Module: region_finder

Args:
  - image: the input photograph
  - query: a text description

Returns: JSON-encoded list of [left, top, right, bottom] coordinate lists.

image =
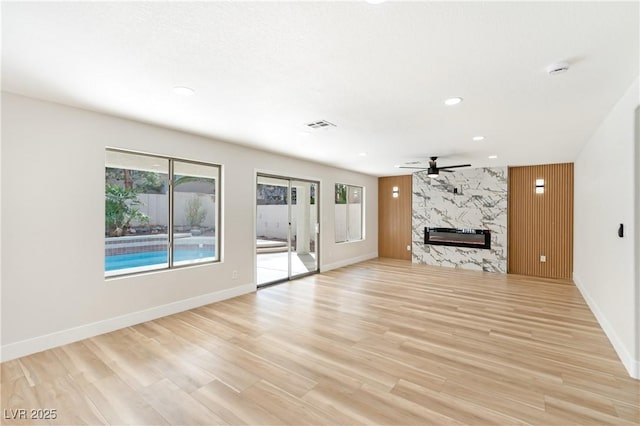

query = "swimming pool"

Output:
[[105, 249, 215, 271]]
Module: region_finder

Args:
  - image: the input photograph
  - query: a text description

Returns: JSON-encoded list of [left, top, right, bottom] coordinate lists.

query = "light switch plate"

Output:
[[540, 255, 546, 262]]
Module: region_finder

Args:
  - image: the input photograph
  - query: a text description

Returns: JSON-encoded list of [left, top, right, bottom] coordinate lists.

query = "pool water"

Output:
[[105, 249, 215, 271]]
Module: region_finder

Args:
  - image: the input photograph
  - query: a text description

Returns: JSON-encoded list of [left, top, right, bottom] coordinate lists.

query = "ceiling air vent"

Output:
[[305, 120, 336, 130]]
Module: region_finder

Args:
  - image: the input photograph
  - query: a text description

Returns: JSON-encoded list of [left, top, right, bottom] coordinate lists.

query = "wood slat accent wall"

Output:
[[508, 163, 574, 278], [378, 175, 412, 260]]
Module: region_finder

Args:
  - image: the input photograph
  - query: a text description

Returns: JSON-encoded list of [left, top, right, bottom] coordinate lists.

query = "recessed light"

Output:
[[358, 152, 368, 157], [444, 97, 463, 106], [173, 86, 194, 96], [473, 136, 485, 141], [488, 155, 498, 159], [546, 61, 570, 75]]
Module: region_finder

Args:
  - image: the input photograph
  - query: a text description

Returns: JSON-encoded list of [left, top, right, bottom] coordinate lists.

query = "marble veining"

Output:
[[412, 167, 507, 273]]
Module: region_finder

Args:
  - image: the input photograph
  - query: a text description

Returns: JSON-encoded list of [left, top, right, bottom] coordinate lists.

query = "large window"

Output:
[[105, 149, 220, 277], [335, 183, 364, 243]]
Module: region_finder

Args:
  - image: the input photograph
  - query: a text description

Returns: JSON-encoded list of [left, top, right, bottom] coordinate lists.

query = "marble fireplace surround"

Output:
[[412, 167, 508, 273]]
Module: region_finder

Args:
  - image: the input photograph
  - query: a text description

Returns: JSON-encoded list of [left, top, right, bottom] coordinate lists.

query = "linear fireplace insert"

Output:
[[424, 227, 491, 249]]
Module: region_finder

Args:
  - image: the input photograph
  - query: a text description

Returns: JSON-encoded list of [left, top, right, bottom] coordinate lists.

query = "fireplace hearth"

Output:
[[424, 227, 491, 249]]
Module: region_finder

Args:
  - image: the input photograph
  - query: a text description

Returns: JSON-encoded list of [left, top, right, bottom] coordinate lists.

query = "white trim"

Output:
[[574, 273, 639, 379], [634, 105, 640, 381], [0, 283, 255, 362], [321, 252, 378, 272]]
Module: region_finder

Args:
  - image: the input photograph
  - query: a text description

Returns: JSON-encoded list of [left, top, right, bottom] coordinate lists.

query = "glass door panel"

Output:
[[290, 180, 318, 278], [256, 175, 290, 286]]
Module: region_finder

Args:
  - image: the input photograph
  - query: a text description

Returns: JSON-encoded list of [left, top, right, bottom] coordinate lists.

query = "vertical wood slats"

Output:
[[508, 163, 574, 278], [378, 175, 412, 260]]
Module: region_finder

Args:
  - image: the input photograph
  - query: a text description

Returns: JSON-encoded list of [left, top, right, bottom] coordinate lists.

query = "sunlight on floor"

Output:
[[257, 251, 317, 285]]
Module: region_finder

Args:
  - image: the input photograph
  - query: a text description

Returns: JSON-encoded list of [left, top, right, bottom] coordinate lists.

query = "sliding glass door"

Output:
[[256, 175, 319, 286]]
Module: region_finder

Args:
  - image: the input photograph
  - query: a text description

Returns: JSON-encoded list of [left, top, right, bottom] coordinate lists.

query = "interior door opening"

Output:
[[256, 174, 319, 287]]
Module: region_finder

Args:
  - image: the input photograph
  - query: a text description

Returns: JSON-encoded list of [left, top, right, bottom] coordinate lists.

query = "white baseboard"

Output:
[[321, 252, 378, 272], [0, 283, 255, 363], [573, 273, 639, 379]]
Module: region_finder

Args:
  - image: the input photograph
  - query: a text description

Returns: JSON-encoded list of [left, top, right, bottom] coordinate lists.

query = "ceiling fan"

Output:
[[398, 156, 471, 177]]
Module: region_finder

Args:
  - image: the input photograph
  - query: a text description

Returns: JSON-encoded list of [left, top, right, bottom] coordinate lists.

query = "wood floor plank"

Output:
[[1, 258, 638, 425], [81, 373, 169, 425], [1, 377, 43, 425], [51, 342, 112, 386], [240, 379, 348, 425], [349, 382, 465, 425], [15, 350, 68, 387], [543, 394, 638, 425], [139, 378, 225, 425], [191, 379, 285, 426], [230, 333, 365, 392], [30, 375, 108, 425], [390, 378, 519, 425], [1, 360, 25, 384], [185, 350, 261, 394], [613, 402, 640, 423]]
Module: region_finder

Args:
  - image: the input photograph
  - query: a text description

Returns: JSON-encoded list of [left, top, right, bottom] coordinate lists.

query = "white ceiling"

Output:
[[2, 1, 638, 176]]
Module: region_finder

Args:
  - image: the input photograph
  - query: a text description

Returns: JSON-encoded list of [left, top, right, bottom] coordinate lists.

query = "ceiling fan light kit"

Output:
[[399, 156, 471, 178]]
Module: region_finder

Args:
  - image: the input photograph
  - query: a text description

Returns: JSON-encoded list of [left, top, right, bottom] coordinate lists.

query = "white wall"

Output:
[[574, 77, 639, 378], [0, 93, 378, 360]]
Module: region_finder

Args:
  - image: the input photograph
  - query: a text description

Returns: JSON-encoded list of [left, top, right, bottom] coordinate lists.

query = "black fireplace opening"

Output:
[[424, 227, 491, 249]]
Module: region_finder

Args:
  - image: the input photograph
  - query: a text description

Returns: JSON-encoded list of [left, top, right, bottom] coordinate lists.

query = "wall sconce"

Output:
[[535, 178, 545, 194], [392, 186, 399, 198]]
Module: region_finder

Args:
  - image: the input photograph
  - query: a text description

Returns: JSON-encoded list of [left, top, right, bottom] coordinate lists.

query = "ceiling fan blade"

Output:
[[440, 169, 454, 172], [397, 166, 429, 169], [439, 163, 471, 170]]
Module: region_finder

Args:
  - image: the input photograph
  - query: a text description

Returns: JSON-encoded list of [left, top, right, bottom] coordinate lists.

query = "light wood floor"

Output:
[[2, 258, 638, 425]]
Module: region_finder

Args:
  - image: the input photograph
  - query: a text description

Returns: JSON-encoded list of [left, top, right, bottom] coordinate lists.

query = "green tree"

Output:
[[105, 168, 166, 194], [185, 195, 206, 228], [105, 184, 149, 236], [335, 184, 347, 204]]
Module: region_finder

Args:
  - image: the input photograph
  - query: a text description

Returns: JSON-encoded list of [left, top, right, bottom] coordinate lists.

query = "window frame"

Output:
[[334, 182, 365, 243], [105, 148, 221, 278]]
